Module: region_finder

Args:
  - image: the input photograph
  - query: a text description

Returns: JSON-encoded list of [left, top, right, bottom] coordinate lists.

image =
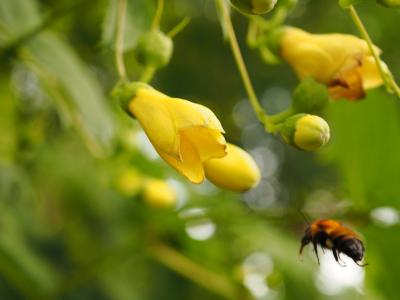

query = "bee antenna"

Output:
[[298, 209, 311, 226]]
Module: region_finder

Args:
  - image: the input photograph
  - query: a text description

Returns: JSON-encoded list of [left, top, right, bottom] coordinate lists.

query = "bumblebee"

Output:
[[299, 219, 366, 266]]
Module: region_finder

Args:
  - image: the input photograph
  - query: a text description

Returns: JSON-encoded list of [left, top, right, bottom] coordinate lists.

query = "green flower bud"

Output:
[[112, 81, 152, 116], [292, 77, 329, 114], [230, 0, 277, 15], [377, 0, 400, 7], [135, 30, 173, 68], [280, 114, 330, 151]]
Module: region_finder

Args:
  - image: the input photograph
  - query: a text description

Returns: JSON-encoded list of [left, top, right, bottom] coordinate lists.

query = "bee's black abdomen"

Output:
[[335, 237, 365, 262]]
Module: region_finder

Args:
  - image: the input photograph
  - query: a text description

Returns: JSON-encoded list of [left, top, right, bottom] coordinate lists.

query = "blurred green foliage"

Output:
[[0, 0, 400, 299]]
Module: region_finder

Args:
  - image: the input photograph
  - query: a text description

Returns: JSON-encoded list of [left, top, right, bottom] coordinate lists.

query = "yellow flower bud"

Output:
[[143, 179, 177, 209], [115, 168, 143, 197], [280, 27, 385, 100], [128, 86, 227, 184], [281, 114, 330, 151], [230, 0, 277, 15], [204, 143, 260, 192]]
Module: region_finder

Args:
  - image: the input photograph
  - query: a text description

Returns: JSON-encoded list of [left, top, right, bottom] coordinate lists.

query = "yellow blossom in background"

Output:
[[204, 143, 260, 192], [143, 179, 177, 209], [115, 168, 144, 197], [128, 86, 227, 184], [280, 27, 385, 100]]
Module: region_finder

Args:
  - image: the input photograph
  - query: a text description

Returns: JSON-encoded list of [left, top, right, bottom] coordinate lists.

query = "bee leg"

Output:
[[332, 248, 339, 263], [337, 252, 347, 267], [332, 248, 346, 267], [355, 261, 369, 267], [313, 242, 320, 265]]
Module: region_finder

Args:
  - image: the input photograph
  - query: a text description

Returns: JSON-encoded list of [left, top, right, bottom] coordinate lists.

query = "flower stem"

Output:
[[167, 17, 191, 38], [139, 65, 156, 83], [148, 242, 241, 300], [347, 5, 400, 98], [115, 0, 128, 82], [215, 0, 274, 131], [151, 0, 164, 30]]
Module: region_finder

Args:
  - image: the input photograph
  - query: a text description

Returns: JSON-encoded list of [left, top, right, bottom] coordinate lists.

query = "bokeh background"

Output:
[[1, 0, 400, 299]]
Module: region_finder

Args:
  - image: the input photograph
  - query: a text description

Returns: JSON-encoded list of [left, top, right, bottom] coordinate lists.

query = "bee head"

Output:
[[299, 227, 312, 255]]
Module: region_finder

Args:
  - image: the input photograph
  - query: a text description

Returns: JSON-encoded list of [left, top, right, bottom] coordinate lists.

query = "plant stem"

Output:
[[148, 242, 240, 300], [268, 107, 294, 124], [151, 0, 164, 30], [115, 0, 128, 82], [167, 17, 191, 38], [347, 5, 400, 98], [139, 65, 156, 83], [215, 0, 274, 131]]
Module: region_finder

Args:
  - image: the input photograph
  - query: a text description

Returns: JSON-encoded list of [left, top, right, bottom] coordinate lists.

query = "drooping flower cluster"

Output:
[[119, 84, 260, 192]]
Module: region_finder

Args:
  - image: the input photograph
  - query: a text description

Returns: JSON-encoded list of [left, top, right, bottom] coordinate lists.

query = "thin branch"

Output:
[[215, 0, 274, 131], [151, 0, 164, 30], [167, 17, 191, 38], [148, 242, 241, 300], [115, 0, 128, 82]]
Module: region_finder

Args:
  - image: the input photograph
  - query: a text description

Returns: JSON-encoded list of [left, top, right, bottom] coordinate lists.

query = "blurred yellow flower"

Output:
[[204, 143, 260, 192], [143, 179, 177, 209], [128, 86, 227, 184], [115, 168, 143, 197], [281, 27, 385, 100]]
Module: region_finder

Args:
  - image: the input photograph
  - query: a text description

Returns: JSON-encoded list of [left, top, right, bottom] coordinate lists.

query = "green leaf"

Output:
[[24, 33, 115, 154], [101, 0, 155, 51], [0, 0, 41, 45], [322, 90, 400, 209]]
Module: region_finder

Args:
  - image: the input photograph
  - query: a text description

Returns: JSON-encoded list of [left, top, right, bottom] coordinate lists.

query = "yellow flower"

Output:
[[128, 86, 227, 184], [143, 179, 177, 208], [204, 143, 260, 192], [281, 27, 384, 100]]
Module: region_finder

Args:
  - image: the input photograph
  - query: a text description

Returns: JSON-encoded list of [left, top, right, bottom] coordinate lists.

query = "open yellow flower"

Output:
[[204, 143, 260, 192], [128, 86, 227, 184], [280, 27, 385, 100]]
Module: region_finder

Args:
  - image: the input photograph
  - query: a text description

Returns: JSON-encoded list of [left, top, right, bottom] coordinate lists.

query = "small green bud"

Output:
[[377, 0, 400, 7], [280, 114, 330, 151], [230, 0, 277, 15], [292, 77, 329, 114], [112, 81, 152, 116], [135, 30, 173, 68]]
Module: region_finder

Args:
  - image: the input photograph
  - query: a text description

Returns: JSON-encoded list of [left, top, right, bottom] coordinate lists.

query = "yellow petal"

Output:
[[204, 143, 260, 192], [164, 97, 225, 132], [283, 42, 336, 83], [328, 69, 365, 100], [156, 132, 204, 184], [129, 88, 180, 157], [358, 56, 385, 90], [183, 127, 227, 161]]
